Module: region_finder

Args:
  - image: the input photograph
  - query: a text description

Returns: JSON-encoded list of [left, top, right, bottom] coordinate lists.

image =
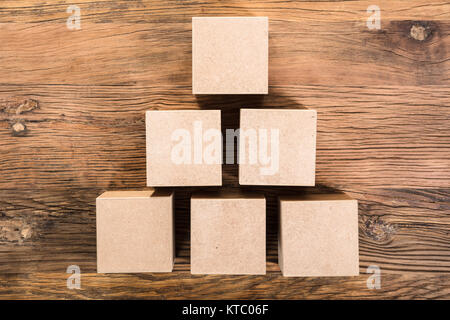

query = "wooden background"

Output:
[[0, 0, 449, 299]]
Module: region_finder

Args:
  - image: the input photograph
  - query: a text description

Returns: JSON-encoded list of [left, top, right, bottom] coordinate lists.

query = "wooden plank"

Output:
[[0, 272, 449, 299], [0, 188, 448, 275], [0, 85, 448, 189], [0, 2, 449, 86], [1, 1, 449, 23]]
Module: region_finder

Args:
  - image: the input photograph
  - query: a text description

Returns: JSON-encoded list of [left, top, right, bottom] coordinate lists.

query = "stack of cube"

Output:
[[96, 17, 359, 277]]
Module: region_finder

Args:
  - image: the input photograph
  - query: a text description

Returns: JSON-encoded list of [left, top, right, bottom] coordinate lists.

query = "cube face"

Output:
[[146, 110, 222, 186], [96, 190, 174, 273], [192, 17, 268, 94], [191, 193, 266, 275], [239, 109, 317, 186], [279, 193, 359, 277]]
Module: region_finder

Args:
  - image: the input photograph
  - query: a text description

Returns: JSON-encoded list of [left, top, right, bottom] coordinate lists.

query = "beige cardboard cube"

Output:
[[239, 109, 317, 186], [192, 17, 268, 94], [96, 190, 174, 273], [146, 110, 222, 186], [191, 192, 266, 275], [278, 193, 359, 277]]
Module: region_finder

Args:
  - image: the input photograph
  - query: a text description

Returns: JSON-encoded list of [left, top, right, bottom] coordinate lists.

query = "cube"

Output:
[[239, 109, 317, 186], [191, 192, 266, 275], [278, 193, 359, 277], [192, 17, 268, 94], [96, 190, 174, 273], [146, 110, 222, 186]]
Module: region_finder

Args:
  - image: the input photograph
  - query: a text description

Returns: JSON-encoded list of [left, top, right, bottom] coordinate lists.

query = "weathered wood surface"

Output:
[[0, 0, 449, 299], [1, 273, 449, 299], [1, 85, 449, 189]]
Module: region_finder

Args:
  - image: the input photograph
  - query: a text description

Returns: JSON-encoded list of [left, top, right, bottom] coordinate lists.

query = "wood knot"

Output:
[[0, 219, 33, 244], [15, 99, 39, 115], [362, 215, 396, 242], [11, 121, 27, 136], [0, 98, 39, 115], [410, 23, 431, 41]]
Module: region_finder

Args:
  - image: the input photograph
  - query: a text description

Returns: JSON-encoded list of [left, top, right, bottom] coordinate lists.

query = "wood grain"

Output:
[[0, 85, 448, 189], [0, 187, 449, 275], [1, 1, 449, 86], [0, 0, 449, 299], [1, 272, 449, 299]]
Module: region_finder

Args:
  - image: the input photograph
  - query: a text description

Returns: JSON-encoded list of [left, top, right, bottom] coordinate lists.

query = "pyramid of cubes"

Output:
[[96, 17, 359, 277]]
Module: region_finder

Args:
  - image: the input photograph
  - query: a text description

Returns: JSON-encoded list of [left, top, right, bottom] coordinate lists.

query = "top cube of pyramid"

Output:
[[192, 17, 269, 95]]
